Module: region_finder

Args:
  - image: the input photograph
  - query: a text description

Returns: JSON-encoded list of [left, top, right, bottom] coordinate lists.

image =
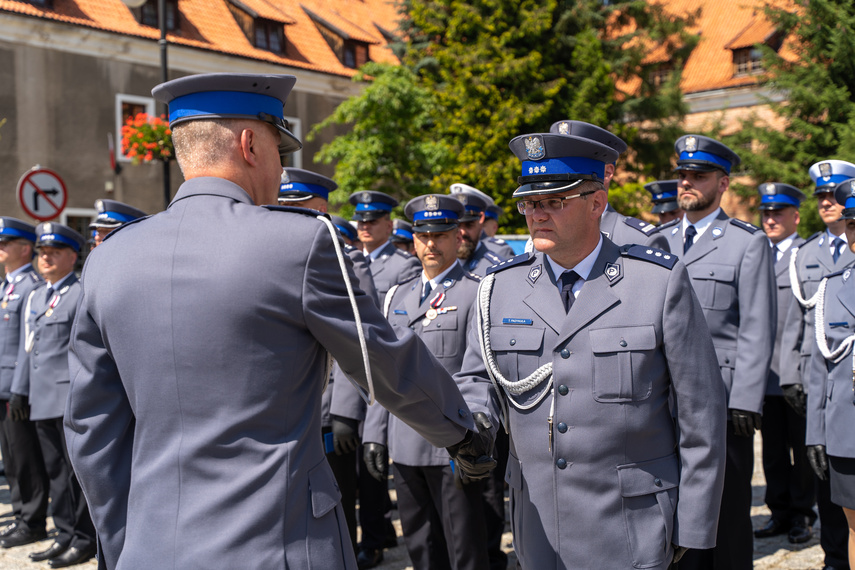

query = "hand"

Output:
[[363, 442, 388, 482], [781, 384, 807, 417], [672, 544, 688, 564], [8, 394, 28, 422], [446, 412, 496, 481], [330, 415, 360, 456], [807, 444, 829, 481], [730, 409, 761, 437]]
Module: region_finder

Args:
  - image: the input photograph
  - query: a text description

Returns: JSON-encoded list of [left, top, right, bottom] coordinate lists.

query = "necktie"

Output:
[[684, 225, 697, 254], [832, 237, 845, 264], [560, 271, 581, 312], [420, 281, 433, 304], [45, 286, 53, 304]]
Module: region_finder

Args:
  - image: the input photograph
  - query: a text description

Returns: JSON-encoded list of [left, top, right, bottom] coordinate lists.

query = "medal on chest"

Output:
[[44, 285, 69, 318]]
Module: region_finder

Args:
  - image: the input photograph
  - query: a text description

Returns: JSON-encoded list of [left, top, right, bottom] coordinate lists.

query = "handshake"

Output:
[[364, 412, 497, 483]]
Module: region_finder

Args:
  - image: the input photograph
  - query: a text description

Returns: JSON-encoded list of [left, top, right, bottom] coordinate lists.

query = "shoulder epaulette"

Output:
[[263, 205, 328, 219], [623, 216, 659, 235], [651, 218, 680, 234], [393, 248, 413, 259], [397, 272, 420, 287], [465, 272, 482, 282], [486, 252, 535, 275], [797, 232, 822, 248], [729, 218, 761, 234], [101, 215, 152, 243], [620, 244, 678, 270], [484, 250, 504, 264], [28, 271, 40, 283], [489, 237, 508, 245]]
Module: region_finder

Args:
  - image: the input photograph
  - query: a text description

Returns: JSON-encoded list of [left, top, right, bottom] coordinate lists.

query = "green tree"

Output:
[[723, 0, 855, 237], [308, 62, 451, 216]]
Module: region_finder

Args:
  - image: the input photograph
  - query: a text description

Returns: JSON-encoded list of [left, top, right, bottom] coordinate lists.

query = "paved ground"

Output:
[[0, 432, 832, 568]]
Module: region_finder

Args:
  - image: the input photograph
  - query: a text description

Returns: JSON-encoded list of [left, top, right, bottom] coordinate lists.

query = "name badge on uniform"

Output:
[[829, 322, 850, 328], [393, 310, 407, 315], [502, 318, 533, 325]]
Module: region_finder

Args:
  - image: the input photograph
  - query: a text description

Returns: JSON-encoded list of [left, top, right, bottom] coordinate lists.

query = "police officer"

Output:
[[661, 134, 776, 570], [65, 73, 495, 570], [89, 199, 147, 248], [455, 131, 726, 569], [364, 194, 490, 570], [482, 204, 516, 257], [350, 191, 422, 299], [752, 183, 816, 544], [11, 223, 96, 567], [448, 184, 507, 276], [332, 215, 359, 246], [391, 219, 415, 255], [644, 179, 684, 225], [806, 179, 855, 568], [550, 120, 671, 250], [781, 160, 855, 570], [0, 219, 49, 551], [279, 167, 378, 555], [349, 189, 422, 567]]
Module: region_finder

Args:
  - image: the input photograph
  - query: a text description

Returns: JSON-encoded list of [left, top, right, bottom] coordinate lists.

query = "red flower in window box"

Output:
[[121, 113, 173, 164]]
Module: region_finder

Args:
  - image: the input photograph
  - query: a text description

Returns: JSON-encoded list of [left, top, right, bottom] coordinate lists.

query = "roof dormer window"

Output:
[[228, 1, 292, 56], [303, 6, 376, 70], [732, 47, 764, 77], [137, 0, 180, 31], [255, 18, 285, 54]]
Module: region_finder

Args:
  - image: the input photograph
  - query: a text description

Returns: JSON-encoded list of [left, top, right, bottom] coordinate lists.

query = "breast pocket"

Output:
[[422, 311, 460, 358], [688, 263, 736, 311], [590, 325, 657, 403], [41, 310, 72, 339], [489, 326, 545, 380]]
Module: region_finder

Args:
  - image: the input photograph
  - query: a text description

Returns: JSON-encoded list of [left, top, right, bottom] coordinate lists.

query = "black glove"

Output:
[[8, 394, 28, 422], [363, 442, 388, 483], [672, 544, 688, 564], [807, 444, 829, 481], [446, 412, 496, 481], [330, 415, 360, 456], [730, 409, 761, 437], [781, 384, 807, 418]]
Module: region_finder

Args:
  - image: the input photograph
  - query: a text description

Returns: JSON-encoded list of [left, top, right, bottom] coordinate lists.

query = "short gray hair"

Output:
[[172, 119, 250, 176]]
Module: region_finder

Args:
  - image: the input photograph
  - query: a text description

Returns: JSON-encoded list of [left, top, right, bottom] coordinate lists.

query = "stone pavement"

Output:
[[0, 431, 832, 569]]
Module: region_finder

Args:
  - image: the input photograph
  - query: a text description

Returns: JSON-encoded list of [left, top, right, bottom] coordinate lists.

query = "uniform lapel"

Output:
[[836, 272, 855, 320], [522, 255, 566, 334], [369, 242, 395, 279], [814, 235, 836, 273], [406, 264, 463, 326], [554, 240, 621, 347], [777, 238, 803, 277], [680, 210, 729, 265]]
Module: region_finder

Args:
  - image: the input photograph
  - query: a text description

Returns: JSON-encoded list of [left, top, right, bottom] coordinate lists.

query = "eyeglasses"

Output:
[[516, 192, 594, 215]]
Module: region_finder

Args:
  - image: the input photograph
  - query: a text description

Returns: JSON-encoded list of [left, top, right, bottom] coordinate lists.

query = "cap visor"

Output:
[[674, 161, 724, 173], [651, 201, 679, 214], [512, 179, 586, 198], [413, 222, 459, 233], [352, 211, 389, 222]]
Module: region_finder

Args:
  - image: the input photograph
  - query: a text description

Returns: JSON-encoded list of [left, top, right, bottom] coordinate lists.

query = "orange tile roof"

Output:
[[301, 3, 378, 44], [0, 0, 400, 77]]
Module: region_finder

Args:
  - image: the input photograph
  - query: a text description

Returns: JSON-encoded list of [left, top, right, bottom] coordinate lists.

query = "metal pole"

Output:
[[159, 0, 170, 210]]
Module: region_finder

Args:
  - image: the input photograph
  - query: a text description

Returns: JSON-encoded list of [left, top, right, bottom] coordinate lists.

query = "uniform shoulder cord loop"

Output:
[[789, 247, 821, 309]]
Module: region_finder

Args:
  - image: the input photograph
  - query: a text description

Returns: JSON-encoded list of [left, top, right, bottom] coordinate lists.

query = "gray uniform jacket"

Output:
[[322, 246, 378, 427], [0, 265, 42, 399], [781, 232, 855, 388], [12, 274, 79, 421], [64, 178, 477, 570], [481, 231, 516, 259], [767, 238, 804, 396], [367, 241, 421, 299], [806, 267, 855, 457], [600, 205, 670, 251], [455, 240, 726, 569], [463, 240, 506, 277], [363, 264, 485, 466], [664, 211, 776, 414]]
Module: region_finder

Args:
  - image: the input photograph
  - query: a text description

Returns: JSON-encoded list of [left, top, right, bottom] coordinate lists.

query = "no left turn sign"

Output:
[[16, 167, 68, 222]]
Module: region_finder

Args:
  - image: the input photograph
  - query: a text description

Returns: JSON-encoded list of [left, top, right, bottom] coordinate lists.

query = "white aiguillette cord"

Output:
[[789, 247, 821, 309], [316, 215, 375, 406], [813, 278, 855, 384]]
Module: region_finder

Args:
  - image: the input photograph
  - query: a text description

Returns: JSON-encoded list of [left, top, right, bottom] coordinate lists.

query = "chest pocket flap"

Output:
[[43, 310, 71, 324], [687, 263, 736, 311], [489, 325, 544, 352], [590, 325, 657, 353], [590, 324, 657, 402]]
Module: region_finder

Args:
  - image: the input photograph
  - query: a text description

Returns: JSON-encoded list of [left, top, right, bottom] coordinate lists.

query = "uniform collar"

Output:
[[170, 177, 255, 207], [365, 240, 392, 262], [774, 232, 799, 253], [6, 263, 33, 282], [47, 272, 74, 290], [682, 207, 722, 239], [421, 260, 461, 290], [546, 234, 603, 284]]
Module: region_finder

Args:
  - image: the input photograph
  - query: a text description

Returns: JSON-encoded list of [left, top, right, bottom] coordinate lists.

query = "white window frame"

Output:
[[116, 94, 156, 164], [286, 116, 302, 169], [61, 208, 97, 227]]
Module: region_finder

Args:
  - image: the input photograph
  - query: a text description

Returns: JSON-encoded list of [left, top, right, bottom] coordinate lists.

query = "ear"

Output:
[[240, 128, 260, 168], [590, 189, 608, 220], [717, 174, 729, 195], [478, 212, 486, 224]]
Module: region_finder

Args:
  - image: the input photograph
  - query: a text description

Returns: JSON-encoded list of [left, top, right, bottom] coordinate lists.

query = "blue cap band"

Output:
[[413, 209, 460, 222], [815, 174, 853, 188], [679, 150, 732, 173], [521, 157, 605, 180], [0, 227, 36, 242], [38, 233, 80, 251], [168, 91, 284, 124], [463, 205, 484, 215], [98, 210, 138, 223], [761, 194, 801, 208], [355, 202, 393, 213], [846, 196, 855, 209], [651, 189, 679, 201], [335, 224, 357, 241], [279, 182, 330, 200], [484, 209, 498, 220], [393, 229, 414, 240]]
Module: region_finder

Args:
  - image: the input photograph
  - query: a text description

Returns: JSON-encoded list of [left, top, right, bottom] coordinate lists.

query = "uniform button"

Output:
[[458, 409, 468, 418], [560, 349, 571, 359], [509, 339, 516, 346], [709, 271, 715, 276], [558, 385, 569, 396], [654, 478, 663, 487], [556, 458, 567, 469], [724, 357, 730, 364], [619, 340, 627, 347], [436, 323, 441, 328], [34, 351, 38, 355], [33, 365, 38, 369], [557, 422, 567, 433]]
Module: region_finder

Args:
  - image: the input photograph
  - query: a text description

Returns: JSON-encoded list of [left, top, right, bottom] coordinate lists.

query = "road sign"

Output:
[[16, 167, 68, 222]]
